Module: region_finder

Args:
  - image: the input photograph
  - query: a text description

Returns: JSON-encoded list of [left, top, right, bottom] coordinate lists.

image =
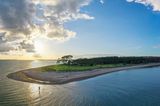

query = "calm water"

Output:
[[1, 61, 160, 106]]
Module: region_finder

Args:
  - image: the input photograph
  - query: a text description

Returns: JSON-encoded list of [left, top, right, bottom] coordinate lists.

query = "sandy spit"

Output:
[[7, 63, 160, 85]]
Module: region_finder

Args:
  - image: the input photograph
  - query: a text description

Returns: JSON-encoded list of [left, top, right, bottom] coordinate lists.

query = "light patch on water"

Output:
[[2, 61, 160, 106], [28, 84, 44, 98]]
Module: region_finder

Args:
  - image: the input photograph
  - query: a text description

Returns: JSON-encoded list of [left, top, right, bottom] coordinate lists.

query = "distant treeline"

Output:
[[72, 57, 160, 66]]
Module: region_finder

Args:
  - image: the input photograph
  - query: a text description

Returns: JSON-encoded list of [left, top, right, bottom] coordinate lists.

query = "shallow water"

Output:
[[1, 60, 160, 106]]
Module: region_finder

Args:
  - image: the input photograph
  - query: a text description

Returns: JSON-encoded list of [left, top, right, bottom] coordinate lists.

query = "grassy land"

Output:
[[42, 64, 128, 72]]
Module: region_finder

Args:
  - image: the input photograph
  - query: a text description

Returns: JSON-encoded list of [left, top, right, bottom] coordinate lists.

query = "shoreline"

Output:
[[7, 63, 160, 85]]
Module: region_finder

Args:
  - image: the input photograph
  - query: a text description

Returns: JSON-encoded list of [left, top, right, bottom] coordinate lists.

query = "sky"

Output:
[[0, 0, 160, 60]]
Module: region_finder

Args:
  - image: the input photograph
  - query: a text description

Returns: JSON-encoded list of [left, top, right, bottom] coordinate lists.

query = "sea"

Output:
[[1, 60, 160, 106]]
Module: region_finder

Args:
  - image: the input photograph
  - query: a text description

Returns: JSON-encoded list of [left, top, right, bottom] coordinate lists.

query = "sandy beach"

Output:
[[7, 63, 160, 85]]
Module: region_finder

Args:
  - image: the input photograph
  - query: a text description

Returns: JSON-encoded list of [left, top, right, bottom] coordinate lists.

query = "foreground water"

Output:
[[1, 61, 160, 106]]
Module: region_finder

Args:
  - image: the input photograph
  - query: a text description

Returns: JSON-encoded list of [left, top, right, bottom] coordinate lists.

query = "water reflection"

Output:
[[2, 60, 160, 106], [28, 84, 43, 98]]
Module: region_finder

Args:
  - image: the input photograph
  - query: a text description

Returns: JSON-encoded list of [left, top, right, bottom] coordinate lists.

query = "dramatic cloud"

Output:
[[0, 0, 95, 54], [127, 0, 160, 11]]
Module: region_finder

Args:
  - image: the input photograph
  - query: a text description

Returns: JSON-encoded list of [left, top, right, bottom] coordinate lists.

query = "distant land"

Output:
[[7, 56, 160, 84]]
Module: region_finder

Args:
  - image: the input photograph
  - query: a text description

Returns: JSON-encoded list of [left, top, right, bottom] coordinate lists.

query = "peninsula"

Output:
[[7, 56, 160, 84]]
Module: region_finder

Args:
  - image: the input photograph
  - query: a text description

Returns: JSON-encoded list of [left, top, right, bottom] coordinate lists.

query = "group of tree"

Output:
[[57, 55, 160, 66], [57, 55, 73, 65]]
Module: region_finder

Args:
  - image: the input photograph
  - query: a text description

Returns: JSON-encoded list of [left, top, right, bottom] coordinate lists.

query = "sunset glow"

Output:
[[0, 0, 160, 60]]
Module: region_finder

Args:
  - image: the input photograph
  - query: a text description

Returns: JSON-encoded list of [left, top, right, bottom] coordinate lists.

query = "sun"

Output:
[[34, 40, 46, 55]]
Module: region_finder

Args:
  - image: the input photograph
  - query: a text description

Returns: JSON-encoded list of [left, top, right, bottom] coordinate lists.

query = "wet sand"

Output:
[[7, 63, 160, 85]]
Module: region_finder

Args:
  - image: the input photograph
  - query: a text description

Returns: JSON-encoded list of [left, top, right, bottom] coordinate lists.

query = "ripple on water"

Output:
[[1, 61, 160, 106]]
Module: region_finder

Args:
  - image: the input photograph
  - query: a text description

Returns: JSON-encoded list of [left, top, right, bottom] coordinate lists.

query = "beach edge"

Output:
[[7, 63, 160, 85]]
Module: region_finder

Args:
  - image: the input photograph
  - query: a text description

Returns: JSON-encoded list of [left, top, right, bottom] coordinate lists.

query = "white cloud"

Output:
[[0, 0, 94, 54], [100, 0, 104, 4], [127, 0, 160, 11]]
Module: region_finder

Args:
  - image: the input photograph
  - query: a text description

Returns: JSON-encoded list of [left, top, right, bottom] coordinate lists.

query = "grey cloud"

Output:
[[0, 0, 35, 53], [0, 43, 15, 52], [0, 0, 35, 34], [19, 40, 35, 52], [0, 33, 7, 43], [0, 0, 95, 54]]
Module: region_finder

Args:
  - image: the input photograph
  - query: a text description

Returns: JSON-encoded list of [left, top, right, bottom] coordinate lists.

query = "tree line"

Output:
[[57, 55, 160, 66]]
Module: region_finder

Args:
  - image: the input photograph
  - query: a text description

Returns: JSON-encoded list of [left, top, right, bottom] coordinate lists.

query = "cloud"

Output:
[[127, 0, 160, 11], [0, 0, 94, 54], [0, 43, 16, 52], [0, 33, 18, 52], [19, 40, 35, 52], [33, 53, 42, 58], [100, 0, 104, 4]]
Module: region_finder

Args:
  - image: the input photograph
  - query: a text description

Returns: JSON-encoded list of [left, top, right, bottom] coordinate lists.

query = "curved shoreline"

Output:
[[7, 63, 160, 85]]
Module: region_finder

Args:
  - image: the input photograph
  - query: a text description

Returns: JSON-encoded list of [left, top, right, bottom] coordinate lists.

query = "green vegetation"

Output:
[[72, 56, 160, 66], [42, 56, 160, 72], [57, 55, 73, 65], [43, 64, 126, 72]]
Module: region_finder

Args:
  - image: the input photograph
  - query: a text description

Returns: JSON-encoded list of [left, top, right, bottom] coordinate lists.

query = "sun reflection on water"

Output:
[[28, 84, 43, 98]]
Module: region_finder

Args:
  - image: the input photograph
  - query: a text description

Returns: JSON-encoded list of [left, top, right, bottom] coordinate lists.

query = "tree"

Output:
[[57, 55, 73, 65]]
